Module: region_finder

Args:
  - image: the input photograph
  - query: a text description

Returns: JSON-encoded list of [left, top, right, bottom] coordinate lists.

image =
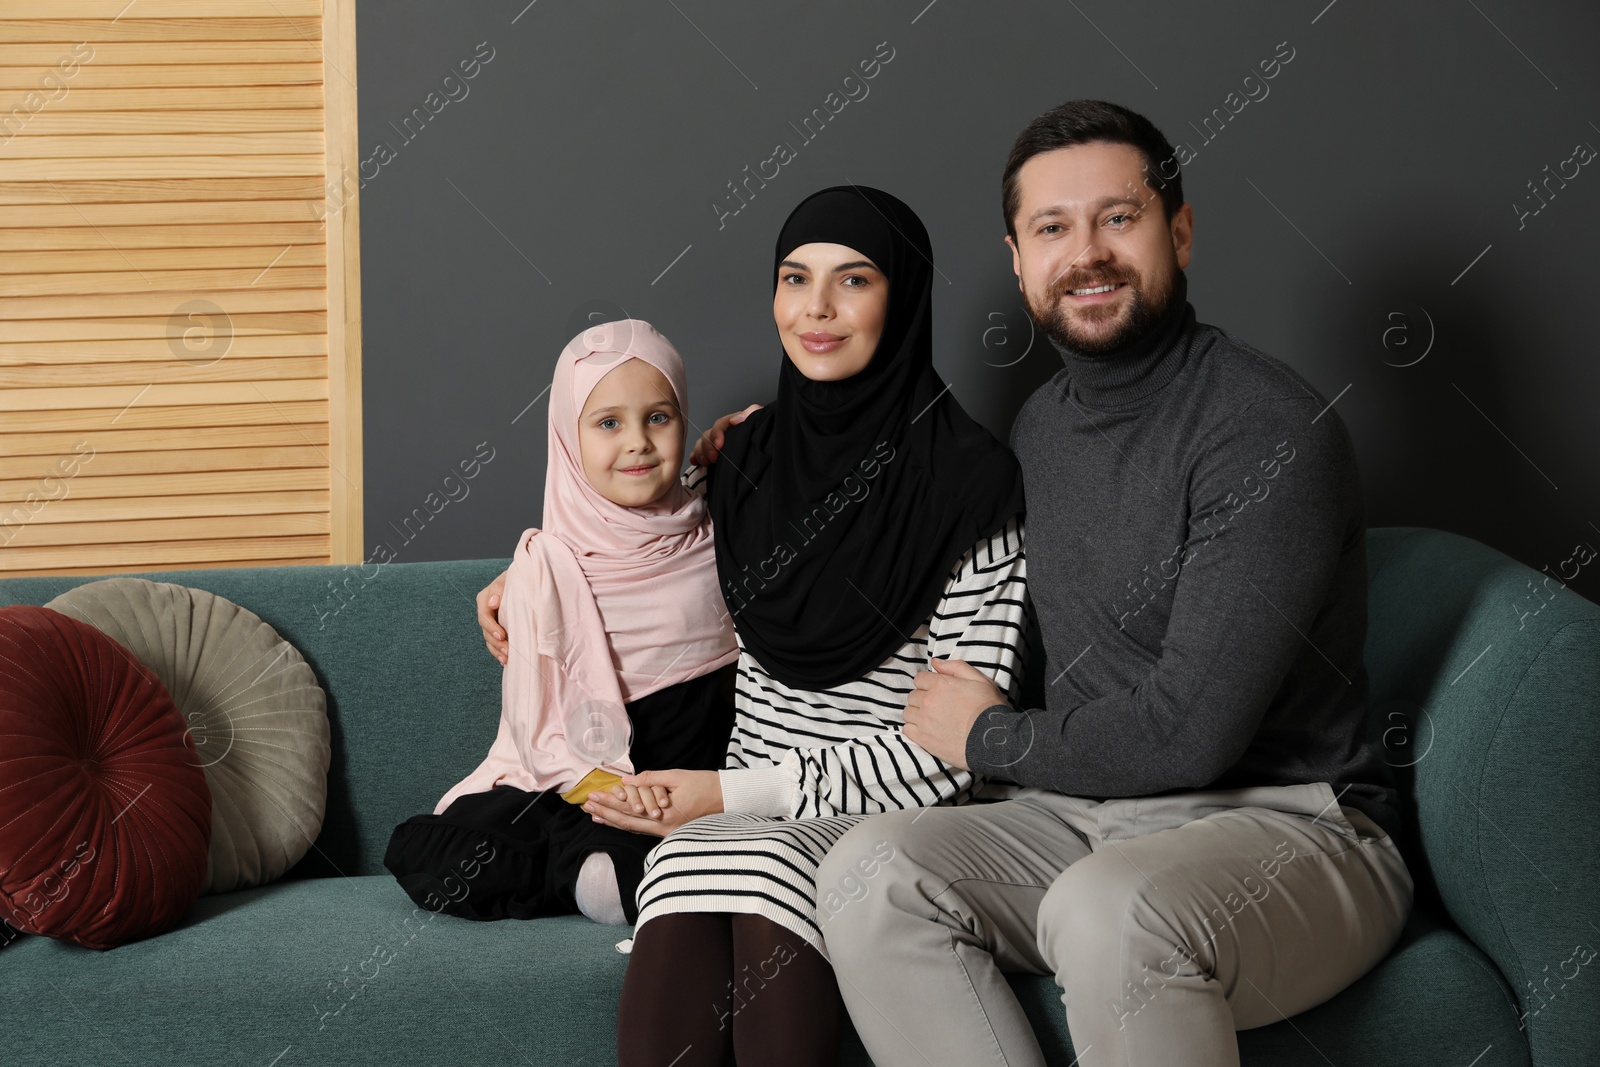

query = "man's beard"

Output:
[[1028, 264, 1177, 356]]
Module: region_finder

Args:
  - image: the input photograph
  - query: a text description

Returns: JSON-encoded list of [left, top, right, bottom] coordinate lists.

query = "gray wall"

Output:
[[354, 0, 1600, 605]]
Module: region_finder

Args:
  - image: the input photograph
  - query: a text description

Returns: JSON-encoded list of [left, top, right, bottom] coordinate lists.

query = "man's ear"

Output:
[[1171, 203, 1195, 270], [1004, 234, 1023, 290]]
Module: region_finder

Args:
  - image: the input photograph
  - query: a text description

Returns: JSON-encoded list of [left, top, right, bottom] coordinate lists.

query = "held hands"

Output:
[[584, 769, 724, 837], [689, 404, 762, 466], [483, 560, 727, 836], [602, 782, 671, 819], [903, 657, 1006, 771], [477, 568, 509, 665]]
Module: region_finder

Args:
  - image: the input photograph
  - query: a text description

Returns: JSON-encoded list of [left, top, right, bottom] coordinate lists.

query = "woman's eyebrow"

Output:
[[778, 259, 880, 273]]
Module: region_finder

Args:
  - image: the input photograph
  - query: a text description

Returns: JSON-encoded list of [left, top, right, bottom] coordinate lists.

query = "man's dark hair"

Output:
[[1001, 100, 1184, 240]]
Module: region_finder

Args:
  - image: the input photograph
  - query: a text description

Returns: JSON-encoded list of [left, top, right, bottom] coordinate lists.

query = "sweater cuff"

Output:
[[718, 764, 798, 818], [965, 703, 1032, 778]]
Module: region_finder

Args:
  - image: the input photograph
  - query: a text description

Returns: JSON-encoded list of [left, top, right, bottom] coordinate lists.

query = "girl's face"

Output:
[[773, 242, 888, 382], [577, 358, 684, 508]]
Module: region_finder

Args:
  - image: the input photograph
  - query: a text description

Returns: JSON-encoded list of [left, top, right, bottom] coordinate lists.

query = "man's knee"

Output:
[[817, 816, 909, 915], [816, 811, 943, 944], [1036, 850, 1156, 964], [1037, 853, 1200, 1034]]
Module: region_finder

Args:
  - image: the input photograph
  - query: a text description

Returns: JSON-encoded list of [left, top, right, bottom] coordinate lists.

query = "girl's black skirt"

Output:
[[384, 663, 735, 924]]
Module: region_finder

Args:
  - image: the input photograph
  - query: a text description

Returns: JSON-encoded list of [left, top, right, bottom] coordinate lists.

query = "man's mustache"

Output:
[[1050, 271, 1135, 296]]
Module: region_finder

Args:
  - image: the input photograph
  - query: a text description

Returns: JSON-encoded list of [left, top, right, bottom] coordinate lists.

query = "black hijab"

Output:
[[707, 185, 1024, 691]]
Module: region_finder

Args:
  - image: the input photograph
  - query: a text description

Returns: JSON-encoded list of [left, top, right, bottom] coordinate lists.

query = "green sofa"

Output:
[[2, 527, 1595, 1066]]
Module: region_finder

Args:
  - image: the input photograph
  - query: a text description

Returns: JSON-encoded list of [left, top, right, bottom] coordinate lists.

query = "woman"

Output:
[[478, 185, 1028, 1065], [598, 185, 1024, 1067]]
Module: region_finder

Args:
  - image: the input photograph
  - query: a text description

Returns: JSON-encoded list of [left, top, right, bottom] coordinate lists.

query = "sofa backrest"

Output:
[[1363, 527, 1598, 1065]]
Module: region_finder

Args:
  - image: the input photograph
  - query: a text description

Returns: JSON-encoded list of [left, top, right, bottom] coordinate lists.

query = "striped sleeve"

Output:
[[719, 517, 1028, 820], [927, 515, 1029, 701], [682, 464, 709, 497]]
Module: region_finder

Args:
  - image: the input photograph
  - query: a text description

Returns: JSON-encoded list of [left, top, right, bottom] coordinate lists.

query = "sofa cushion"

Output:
[[0, 606, 211, 950], [0, 874, 1530, 1067], [0, 875, 635, 1065], [45, 578, 330, 895]]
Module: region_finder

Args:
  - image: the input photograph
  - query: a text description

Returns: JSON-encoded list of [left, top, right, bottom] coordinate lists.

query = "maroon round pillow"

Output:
[[0, 606, 211, 950]]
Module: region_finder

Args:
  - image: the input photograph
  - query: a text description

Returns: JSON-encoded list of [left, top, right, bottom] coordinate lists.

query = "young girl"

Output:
[[385, 318, 738, 926]]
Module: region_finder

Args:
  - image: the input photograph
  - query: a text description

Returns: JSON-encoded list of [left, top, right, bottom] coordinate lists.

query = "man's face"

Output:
[[1005, 141, 1193, 355]]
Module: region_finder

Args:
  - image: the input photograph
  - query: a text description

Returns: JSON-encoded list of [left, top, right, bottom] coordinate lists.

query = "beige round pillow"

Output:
[[46, 577, 329, 894]]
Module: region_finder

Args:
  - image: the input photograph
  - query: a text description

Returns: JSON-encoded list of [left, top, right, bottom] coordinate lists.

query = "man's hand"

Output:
[[903, 657, 1006, 771], [477, 569, 509, 665], [584, 769, 723, 837], [689, 404, 762, 466]]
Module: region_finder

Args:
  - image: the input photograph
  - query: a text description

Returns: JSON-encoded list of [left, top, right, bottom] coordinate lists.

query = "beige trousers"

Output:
[[817, 781, 1413, 1067]]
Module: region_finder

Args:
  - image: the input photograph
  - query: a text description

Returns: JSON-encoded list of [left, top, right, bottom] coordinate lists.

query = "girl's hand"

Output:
[[584, 769, 722, 837], [689, 405, 762, 466], [599, 783, 670, 819]]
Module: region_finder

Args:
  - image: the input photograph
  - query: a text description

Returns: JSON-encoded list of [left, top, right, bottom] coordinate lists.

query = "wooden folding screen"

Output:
[[0, 0, 363, 576]]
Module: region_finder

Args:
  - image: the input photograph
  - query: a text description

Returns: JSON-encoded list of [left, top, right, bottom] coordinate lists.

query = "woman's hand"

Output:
[[599, 782, 672, 819], [689, 405, 762, 466], [477, 569, 509, 665], [584, 769, 723, 837]]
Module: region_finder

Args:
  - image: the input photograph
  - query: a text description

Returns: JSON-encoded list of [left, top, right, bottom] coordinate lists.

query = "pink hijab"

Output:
[[543, 318, 736, 696], [435, 319, 736, 810]]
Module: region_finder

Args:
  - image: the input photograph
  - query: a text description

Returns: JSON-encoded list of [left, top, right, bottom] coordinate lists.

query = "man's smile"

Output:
[[1065, 282, 1127, 302]]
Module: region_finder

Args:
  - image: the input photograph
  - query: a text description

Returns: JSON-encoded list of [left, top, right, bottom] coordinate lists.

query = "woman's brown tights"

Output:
[[616, 912, 844, 1067]]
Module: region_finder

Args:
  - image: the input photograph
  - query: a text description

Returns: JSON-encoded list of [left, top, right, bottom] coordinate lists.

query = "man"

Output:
[[816, 100, 1413, 1067]]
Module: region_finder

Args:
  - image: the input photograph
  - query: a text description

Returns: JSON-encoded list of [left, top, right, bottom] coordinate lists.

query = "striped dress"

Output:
[[633, 512, 1028, 957]]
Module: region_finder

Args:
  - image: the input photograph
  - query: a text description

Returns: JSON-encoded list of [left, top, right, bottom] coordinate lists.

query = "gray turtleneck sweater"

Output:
[[965, 274, 1402, 843]]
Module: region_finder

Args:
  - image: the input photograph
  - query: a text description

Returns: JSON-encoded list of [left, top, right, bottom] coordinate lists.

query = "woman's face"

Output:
[[576, 358, 684, 508], [773, 242, 888, 382]]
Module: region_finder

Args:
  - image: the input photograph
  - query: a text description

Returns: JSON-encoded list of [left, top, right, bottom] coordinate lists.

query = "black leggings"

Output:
[[616, 912, 844, 1067]]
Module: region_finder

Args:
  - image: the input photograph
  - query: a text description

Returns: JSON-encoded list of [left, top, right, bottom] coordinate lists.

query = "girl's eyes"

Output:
[[781, 272, 807, 285], [596, 412, 673, 431], [841, 274, 869, 289]]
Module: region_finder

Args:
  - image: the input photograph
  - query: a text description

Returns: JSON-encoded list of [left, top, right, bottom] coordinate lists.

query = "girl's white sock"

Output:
[[575, 851, 628, 925]]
